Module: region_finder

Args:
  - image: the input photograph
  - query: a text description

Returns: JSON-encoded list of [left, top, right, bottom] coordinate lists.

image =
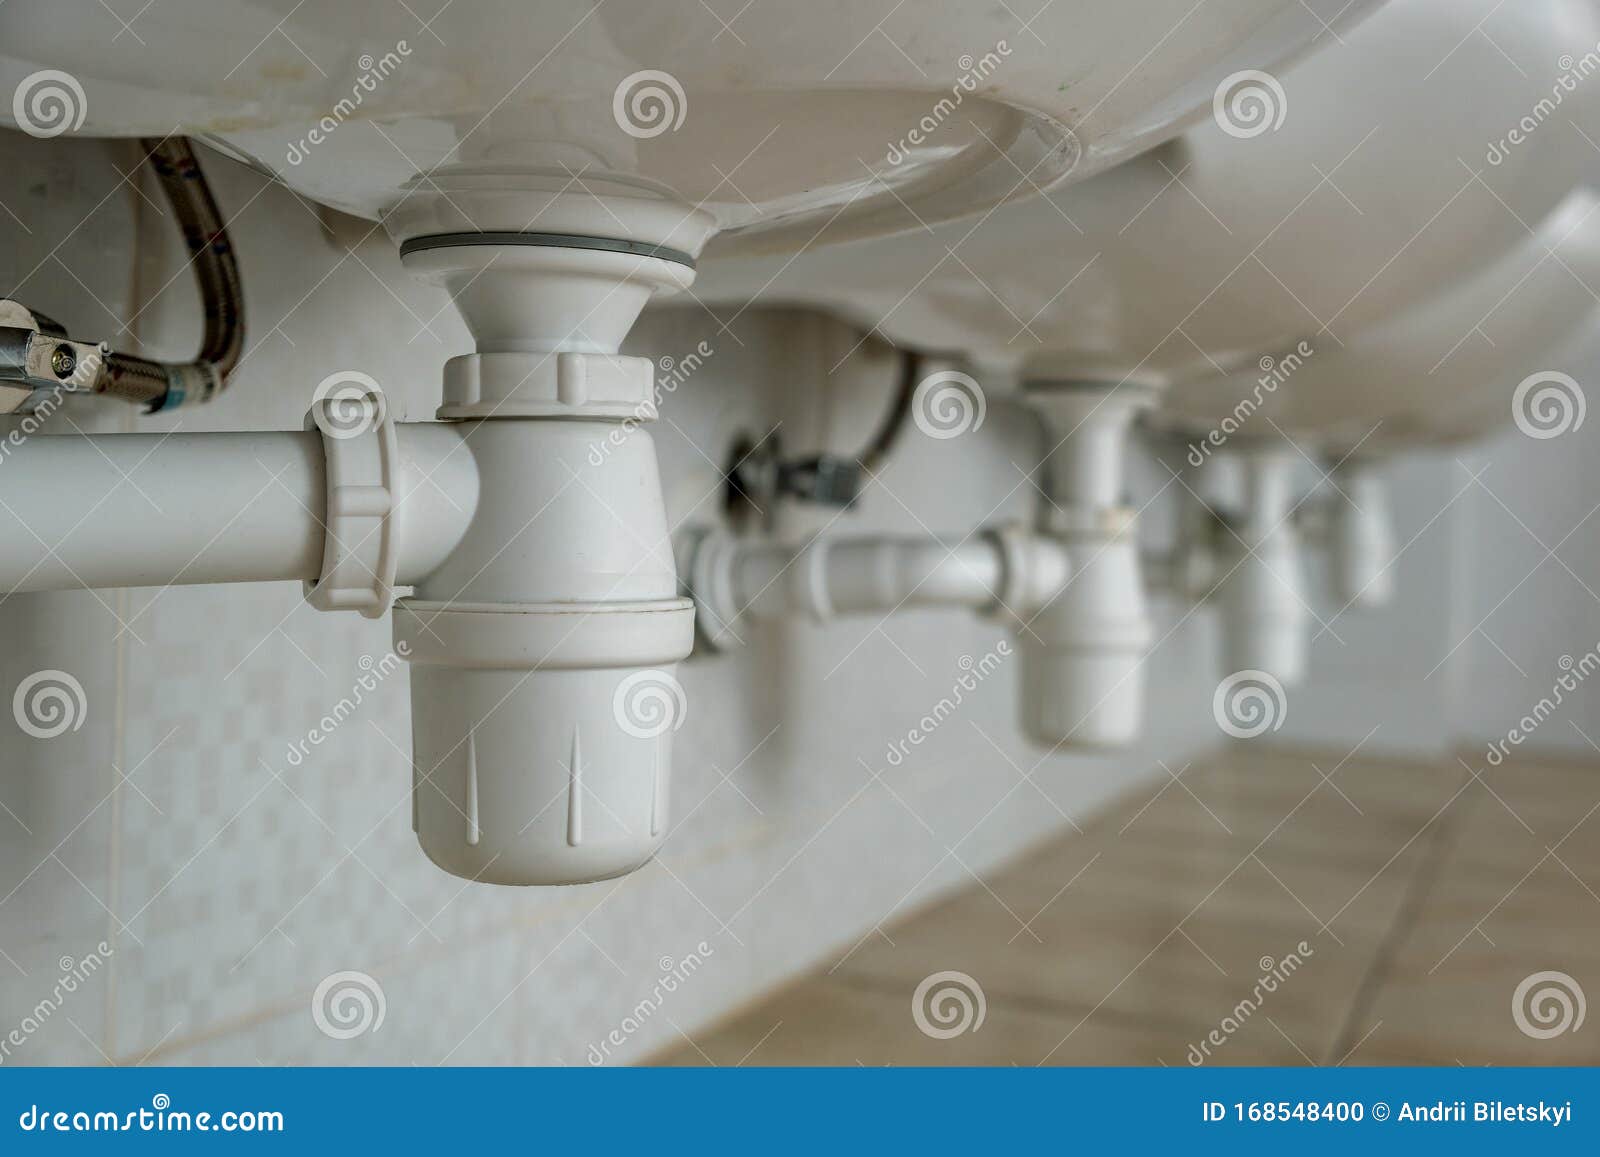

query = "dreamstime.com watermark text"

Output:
[[588, 340, 715, 466], [17, 1095, 282, 1134], [286, 41, 413, 165], [884, 641, 1011, 767], [0, 942, 113, 1064], [886, 43, 1012, 166], [1188, 341, 1314, 466], [281, 645, 409, 768], [1487, 44, 1600, 166], [586, 941, 715, 1064], [1186, 941, 1313, 1064], [1484, 646, 1600, 766]]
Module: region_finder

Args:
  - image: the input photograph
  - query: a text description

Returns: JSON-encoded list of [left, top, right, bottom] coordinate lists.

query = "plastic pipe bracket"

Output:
[[303, 386, 400, 618]]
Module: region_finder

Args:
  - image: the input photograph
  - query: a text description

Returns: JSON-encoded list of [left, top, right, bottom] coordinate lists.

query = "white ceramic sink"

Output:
[[0, 0, 1377, 256], [691, 0, 1600, 377], [1154, 189, 1600, 454]]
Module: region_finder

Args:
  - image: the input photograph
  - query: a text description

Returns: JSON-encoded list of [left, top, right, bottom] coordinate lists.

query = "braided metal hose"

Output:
[[96, 138, 245, 411]]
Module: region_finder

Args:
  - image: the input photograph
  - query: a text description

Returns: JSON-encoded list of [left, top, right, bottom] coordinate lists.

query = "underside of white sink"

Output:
[[689, 0, 1600, 394], [0, 0, 1378, 255], [1155, 190, 1600, 454]]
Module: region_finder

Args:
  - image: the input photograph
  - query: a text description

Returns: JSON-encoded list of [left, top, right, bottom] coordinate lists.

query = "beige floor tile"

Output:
[[651, 976, 1304, 1066], [1341, 947, 1600, 1066], [829, 877, 1373, 1059], [1018, 815, 1427, 943], [1446, 763, 1600, 876], [1093, 762, 1466, 879], [653, 747, 1600, 1068], [1337, 796, 1600, 1066], [1399, 855, 1600, 970], [1191, 748, 1466, 813]]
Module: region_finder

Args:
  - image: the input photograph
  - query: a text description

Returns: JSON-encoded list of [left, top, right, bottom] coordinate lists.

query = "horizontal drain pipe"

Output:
[[683, 381, 1161, 751], [681, 528, 1069, 648], [0, 424, 475, 594]]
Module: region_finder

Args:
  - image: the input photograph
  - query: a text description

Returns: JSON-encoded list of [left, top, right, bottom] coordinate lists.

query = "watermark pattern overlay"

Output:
[[588, 340, 715, 466], [0, 942, 113, 1064], [0, 388, 70, 467], [1187, 341, 1314, 465], [911, 370, 986, 440], [0, 346, 103, 471], [912, 970, 986, 1039], [311, 971, 387, 1040], [1187, 943, 1314, 1064], [885, 643, 1010, 767], [282, 646, 409, 769], [1484, 648, 1599, 766], [1212, 69, 1287, 139], [1511, 971, 1586, 1039], [886, 42, 1012, 165], [285, 42, 412, 165], [1487, 43, 1600, 166], [17, 1095, 283, 1134], [12, 70, 87, 139], [310, 370, 388, 439], [612, 70, 687, 138], [12, 670, 87, 740], [613, 670, 688, 739], [586, 941, 714, 1064], [1212, 670, 1287, 739], [0, 344, 106, 466], [1512, 370, 1584, 439]]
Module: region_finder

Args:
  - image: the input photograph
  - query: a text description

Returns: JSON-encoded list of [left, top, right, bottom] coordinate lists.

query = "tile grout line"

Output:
[[1321, 761, 1476, 1064]]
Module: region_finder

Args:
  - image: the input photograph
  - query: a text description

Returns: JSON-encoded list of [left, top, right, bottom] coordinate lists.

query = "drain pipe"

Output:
[[682, 527, 1070, 650], [680, 382, 1158, 751], [1019, 383, 1158, 749], [1327, 459, 1396, 609], [1212, 449, 1309, 684], [0, 425, 474, 592], [1162, 448, 1392, 680], [1171, 455, 1220, 602], [381, 177, 717, 886], [0, 173, 720, 887]]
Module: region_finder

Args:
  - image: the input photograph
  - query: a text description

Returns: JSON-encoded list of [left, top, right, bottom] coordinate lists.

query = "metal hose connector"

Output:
[[96, 138, 245, 411]]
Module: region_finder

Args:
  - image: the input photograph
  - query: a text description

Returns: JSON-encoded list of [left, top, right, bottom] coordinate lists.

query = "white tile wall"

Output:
[[3, 131, 1530, 1068], [1441, 350, 1600, 761], [1267, 452, 1469, 758]]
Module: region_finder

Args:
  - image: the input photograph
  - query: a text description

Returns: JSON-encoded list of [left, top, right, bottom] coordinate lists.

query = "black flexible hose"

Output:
[[855, 347, 920, 476]]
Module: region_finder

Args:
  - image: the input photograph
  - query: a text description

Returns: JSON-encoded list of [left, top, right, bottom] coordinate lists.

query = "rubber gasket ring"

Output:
[[399, 231, 696, 270]]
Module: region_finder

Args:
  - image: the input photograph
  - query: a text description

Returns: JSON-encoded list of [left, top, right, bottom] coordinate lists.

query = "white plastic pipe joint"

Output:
[[393, 415, 693, 886], [1213, 449, 1309, 685], [0, 176, 719, 889], [384, 201, 712, 886], [1328, 460, 1396, 609], [681, 381, 1157, 751], [682, 525, 1069, 650], [1019, 383, 1158, 750]]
